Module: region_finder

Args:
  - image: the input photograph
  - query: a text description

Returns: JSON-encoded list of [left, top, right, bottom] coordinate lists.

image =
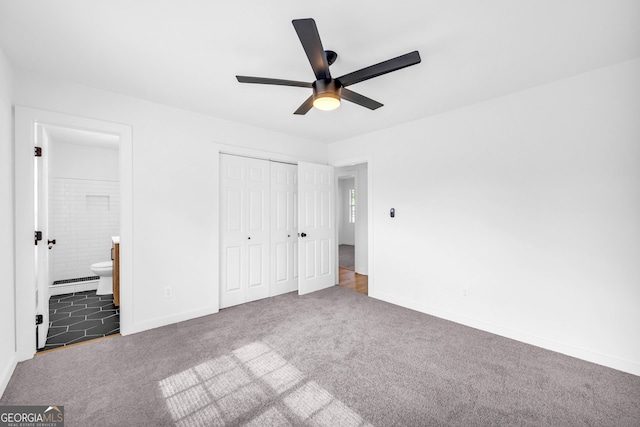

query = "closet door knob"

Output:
[[300, 232, 307, 237]]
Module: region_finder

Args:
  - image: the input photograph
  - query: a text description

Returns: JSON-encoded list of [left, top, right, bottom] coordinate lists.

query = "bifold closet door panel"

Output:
[[220, 155, 247, 309], [244, 157, 270, 303], [270, 162, 298, 297], [220, 155, 270, 308]]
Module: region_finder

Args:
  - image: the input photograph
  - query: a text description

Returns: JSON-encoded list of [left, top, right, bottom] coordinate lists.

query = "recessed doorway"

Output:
[[336, 163, 368, 296], [37, 125, 122, 352]]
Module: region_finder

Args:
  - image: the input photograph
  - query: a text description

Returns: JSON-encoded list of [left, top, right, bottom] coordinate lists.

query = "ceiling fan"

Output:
[[236, 18, 421, 115]]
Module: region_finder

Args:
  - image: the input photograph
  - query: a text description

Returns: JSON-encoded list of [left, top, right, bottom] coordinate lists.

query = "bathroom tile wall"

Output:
[[49, 178, 120, 283]]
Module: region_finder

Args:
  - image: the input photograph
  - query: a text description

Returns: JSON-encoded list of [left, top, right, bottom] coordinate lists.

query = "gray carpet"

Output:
[[339, 244, 355, 270], [2, 286, 639, 426]]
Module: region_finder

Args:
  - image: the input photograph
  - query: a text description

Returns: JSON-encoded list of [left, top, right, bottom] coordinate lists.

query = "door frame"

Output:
[[331, 155, 373, 295], [14, 107, 133, 361]]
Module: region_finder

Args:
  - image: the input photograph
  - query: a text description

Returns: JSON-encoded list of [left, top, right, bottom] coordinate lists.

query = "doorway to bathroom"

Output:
[[36, 124, 121, 352], [15, 107, 132, 361]]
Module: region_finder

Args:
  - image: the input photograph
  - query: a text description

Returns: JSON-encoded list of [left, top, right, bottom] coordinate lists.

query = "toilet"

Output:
[[91, 261, 113, 295]]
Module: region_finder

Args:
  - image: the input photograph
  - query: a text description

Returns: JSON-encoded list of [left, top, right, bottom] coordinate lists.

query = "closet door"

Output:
[[220, 155, 270, 309], [270, 162, 298, 296], [244, 158, 270, 303]]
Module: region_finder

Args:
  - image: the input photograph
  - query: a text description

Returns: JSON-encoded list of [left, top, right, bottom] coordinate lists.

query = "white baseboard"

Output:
[[0, 354, 17, 399], [369, 290, 640, 377], [49, 280, 98, 296], [122, 305, 219, 336]]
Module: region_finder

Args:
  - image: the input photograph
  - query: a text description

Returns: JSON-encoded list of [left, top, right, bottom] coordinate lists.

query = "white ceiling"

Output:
[[1, 0, 638, 144]]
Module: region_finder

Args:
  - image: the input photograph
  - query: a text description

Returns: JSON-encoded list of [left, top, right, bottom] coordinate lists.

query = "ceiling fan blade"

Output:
[[236, 76, 312, 88], [337, 51, 421, 87], [341, 88, 383, 110], [293, 95, 314, 115], [292, 18, 331, 80]]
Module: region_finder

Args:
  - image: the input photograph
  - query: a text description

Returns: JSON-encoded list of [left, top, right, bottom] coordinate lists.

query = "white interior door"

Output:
[[244, 157, 270, 303], [270, 162, 298, 296], [298, 162, 335, 295], [35, 124, 50, 348], [220, 154, 270, 309]]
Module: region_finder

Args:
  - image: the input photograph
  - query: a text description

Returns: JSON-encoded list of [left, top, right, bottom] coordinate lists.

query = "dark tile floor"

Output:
[[39, 290, 119, 352]]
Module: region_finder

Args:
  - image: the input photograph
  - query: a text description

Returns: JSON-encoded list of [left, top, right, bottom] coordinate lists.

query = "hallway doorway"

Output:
[[336, 163, 368, 296]]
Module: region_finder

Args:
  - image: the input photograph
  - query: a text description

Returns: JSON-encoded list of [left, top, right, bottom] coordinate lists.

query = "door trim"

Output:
[[14, 107, 133, 361]]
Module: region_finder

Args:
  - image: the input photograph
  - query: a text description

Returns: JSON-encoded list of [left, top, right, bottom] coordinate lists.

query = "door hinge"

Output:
[[34, 231, 43, 245], [36, 314, 43, 325], [34, 146, 42, 157]]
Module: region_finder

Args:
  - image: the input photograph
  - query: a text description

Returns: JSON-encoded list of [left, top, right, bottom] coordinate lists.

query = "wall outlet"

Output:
[[164, 286, 173, 298], [462, 288, 469, 298]]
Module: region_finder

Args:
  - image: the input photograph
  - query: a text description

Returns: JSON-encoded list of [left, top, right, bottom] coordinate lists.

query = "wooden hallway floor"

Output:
[[338, 267, 368, 295]]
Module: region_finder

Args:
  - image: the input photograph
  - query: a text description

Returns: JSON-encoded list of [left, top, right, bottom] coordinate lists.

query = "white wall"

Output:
[[49, 141, 120, 282], [0, 47, 16, 396], [49, 179, 120, 282], [13, 71, 328, 336], [50, 140, 119, 181], [329, 58, 640, 376], [338, 177, 355, 245]]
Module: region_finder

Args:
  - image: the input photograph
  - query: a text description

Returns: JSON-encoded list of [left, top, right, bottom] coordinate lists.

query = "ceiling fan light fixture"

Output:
[[313, 93, 341, 111], [312, 79, 342, 111]]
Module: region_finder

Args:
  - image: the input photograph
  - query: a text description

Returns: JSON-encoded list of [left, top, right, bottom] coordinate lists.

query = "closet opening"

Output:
[[218, 152, 337, 308]]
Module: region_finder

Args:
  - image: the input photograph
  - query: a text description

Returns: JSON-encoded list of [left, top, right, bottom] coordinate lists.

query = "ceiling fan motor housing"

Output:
[[312, 79, 342, 101]]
